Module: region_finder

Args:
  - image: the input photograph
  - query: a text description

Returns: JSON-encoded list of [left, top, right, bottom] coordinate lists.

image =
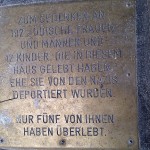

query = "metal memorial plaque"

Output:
[[0, 0, 138, 149]]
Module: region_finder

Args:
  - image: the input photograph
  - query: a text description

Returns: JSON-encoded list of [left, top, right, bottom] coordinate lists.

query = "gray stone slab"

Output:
[[137, 0, 150, 150]]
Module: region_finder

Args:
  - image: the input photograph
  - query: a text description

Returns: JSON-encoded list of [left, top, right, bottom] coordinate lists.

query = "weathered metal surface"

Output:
[[0, 0, 138, 149]]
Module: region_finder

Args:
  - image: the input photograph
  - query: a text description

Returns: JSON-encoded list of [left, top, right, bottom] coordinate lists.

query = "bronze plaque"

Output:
[[0, 0, 138, 149]]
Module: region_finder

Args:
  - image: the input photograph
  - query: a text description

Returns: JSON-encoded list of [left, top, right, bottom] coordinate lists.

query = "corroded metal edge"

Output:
[[0, 0, 89, 7], [0, 0, 70, 6]]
